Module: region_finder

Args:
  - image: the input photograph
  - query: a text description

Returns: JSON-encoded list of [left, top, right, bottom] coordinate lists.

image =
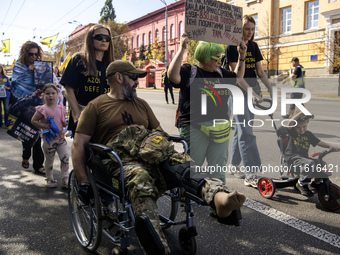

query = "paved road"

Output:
[[0, 89, 339, 255]]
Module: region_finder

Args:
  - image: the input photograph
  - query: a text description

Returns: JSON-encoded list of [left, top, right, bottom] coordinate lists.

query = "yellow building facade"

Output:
[[229, 0, 340, 75]]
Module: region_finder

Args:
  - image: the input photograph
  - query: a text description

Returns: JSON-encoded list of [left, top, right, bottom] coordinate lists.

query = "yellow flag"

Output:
[[40, 33, 58, 48], [59, 53, 71, 73], [122, 51, 127, 60], [0, 39, 10, 53], [60, 42, 67, 63]]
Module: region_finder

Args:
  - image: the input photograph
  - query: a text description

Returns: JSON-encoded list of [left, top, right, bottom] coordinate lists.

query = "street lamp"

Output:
[[160, 0, 168, 69], [68, 20, 82, 26]]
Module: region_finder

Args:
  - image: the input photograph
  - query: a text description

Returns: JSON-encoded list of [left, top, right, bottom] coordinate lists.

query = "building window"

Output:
[[132, 37, 135, 49], [306, 0, 319, 29], [179, 21, 184, 37], [170, 24, 175, 39], [143, 33, 146, 45], [163, 26, 166, 41], [149, 31, 152, 44], [137, 35, 140, 48], [171, 50, 175, 61], [155, 29, 159, 41], [281, 7, 291, 33], [251, 14, 258, 38]]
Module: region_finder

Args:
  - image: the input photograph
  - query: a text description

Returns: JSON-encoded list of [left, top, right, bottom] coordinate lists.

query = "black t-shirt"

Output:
[[60, 54, 110, 106], [225, 41, 263, 87], [293, 66, 301, 77], [169, 64, 237, 127], [286, 128, 320, 158]]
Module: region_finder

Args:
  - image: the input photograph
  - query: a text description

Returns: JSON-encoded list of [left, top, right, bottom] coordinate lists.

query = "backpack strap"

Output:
[[187, 65, 197, 87]]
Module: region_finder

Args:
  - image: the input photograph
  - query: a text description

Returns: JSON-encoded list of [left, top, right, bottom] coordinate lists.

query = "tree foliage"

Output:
[[146, 38, 164, 63], [139, 43, 146, 61], [99, 0, 116, 23], [187, 40, 199, 64], [107, 20, 129, 59]]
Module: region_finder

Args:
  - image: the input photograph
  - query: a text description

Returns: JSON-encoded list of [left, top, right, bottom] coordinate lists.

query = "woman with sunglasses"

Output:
[[168, 33, 247, 183], [11, 41, 45, 174], [60, 24, 114, 134]]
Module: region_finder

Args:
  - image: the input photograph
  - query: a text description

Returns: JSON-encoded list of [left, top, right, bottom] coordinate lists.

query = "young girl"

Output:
[[31, 84, 69, 188]]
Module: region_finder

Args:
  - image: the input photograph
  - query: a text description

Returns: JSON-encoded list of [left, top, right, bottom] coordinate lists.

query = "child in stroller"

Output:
[[285, 110, 340, 196]]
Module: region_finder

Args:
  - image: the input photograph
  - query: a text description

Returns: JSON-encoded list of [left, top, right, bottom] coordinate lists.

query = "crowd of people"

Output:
[[2, 15, 339, 255]]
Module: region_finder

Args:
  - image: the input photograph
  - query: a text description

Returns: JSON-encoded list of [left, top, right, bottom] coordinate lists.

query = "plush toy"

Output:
[[41, 116, 60, 144]]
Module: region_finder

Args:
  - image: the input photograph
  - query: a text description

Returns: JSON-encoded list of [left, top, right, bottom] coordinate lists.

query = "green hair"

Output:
[[194, 41, 224, 63]]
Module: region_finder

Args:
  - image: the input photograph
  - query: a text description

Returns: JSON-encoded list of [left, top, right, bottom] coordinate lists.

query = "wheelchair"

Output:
[[68, 135, 207, 255]]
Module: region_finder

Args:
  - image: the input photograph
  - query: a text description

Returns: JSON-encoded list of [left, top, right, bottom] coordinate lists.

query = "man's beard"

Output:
[[122, 77, 137, 100]]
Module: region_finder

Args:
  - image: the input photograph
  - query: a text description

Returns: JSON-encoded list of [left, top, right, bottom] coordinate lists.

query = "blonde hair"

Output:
[[243, 15, 256, 42]]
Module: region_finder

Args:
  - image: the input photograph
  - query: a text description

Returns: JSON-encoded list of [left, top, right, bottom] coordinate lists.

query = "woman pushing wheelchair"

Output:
[[71, 60, 246, 255]]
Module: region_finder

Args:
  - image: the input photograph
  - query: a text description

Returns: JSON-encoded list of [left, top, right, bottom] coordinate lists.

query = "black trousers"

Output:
[[22, 137, 44, 171]]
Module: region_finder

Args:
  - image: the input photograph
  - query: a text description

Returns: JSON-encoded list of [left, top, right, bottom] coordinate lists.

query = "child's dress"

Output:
[[35, 104, 69, 187]]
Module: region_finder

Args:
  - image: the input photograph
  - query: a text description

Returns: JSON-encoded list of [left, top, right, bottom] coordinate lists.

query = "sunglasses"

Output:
[[28, 52, 39, 57], [93, 34, 111, 42], [123, 73, 139, 81], [211, 55, 222, 62]]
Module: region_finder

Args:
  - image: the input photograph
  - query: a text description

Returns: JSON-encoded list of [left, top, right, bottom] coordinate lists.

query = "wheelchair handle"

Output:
[[311, 149, 334, 160], [253, 98, 272, 110]]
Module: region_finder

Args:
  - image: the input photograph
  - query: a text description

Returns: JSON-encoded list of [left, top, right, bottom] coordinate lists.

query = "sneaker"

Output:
[[232, 165, 245, 179], [106, 203, 117, 220], [46, 179, 57, 188], [61, 177, 68, 189], [296, 182, 313, 197], [244, 176, 259, 188]]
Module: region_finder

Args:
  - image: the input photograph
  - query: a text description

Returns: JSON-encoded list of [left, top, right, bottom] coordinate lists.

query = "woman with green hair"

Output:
[[168, 33, 247, 183]]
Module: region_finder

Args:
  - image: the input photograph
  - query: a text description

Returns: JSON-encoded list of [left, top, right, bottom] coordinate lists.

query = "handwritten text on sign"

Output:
[[185, 0, 243, 45]]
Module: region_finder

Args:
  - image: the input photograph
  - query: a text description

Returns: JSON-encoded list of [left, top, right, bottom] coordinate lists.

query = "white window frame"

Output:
[[306, 0, 319, 29], [281, 7, 292, 34], [252, 14, 258, 38]]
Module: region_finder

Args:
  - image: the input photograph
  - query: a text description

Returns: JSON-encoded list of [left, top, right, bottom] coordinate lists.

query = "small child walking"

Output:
[[31, 84, 69, 188]]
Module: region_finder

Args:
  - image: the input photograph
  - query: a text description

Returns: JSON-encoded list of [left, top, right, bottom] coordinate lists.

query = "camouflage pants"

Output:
[[106, 154, 230, 254]]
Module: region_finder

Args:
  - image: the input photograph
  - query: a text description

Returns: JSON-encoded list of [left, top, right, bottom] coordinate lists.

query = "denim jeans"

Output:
[[230, 99, 262, 178], [0, 97, 9, 126]]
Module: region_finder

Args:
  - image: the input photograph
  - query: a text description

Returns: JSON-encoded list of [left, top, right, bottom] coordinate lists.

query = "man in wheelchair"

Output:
[[72, 60, 246, 255]]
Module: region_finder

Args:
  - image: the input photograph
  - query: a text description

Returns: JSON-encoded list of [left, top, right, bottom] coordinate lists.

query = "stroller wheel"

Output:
[[258, 177, 276, 199], [318, 183, 340, 211]]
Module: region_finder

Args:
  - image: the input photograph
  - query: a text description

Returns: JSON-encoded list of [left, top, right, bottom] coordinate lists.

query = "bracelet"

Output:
[[239, 58, 245, 62]]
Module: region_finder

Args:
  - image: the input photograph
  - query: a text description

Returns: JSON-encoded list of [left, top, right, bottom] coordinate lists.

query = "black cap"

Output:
[[290, 57, 299, 62]]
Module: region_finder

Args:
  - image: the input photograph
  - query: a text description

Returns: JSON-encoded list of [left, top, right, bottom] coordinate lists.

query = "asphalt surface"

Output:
[[0, 79, 339, 255]]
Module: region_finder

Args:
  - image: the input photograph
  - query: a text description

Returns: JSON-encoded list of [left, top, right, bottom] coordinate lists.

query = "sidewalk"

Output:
[[270, 77, 339, 98]]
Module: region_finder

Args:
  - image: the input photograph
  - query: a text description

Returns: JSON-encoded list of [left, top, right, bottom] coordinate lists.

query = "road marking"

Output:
[[244, 198, 340, 248]]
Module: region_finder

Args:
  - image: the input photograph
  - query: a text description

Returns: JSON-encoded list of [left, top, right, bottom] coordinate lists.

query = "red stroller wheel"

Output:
[[258, 177, 276, 199]]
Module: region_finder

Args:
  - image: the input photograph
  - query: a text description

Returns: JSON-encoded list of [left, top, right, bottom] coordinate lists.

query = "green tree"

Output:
[[187, 40, 199, 64], [146, 38, 164, 63], [139, 43, 146, 61], [131, 50, 138, 64], [107, 20, 129, 59], [99, 0, 116, 23]]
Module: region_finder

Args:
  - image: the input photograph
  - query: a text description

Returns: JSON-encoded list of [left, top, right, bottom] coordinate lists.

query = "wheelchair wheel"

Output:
[[157, 188, 179, 230], [179, 227, 197, 255], [68, 169, 102, 251], [318, 183, 340, 211], [258, 177, 276, 199]]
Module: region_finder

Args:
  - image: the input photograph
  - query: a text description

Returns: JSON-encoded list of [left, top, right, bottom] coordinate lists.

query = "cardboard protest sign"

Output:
[[185, 0, 243, 45]]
